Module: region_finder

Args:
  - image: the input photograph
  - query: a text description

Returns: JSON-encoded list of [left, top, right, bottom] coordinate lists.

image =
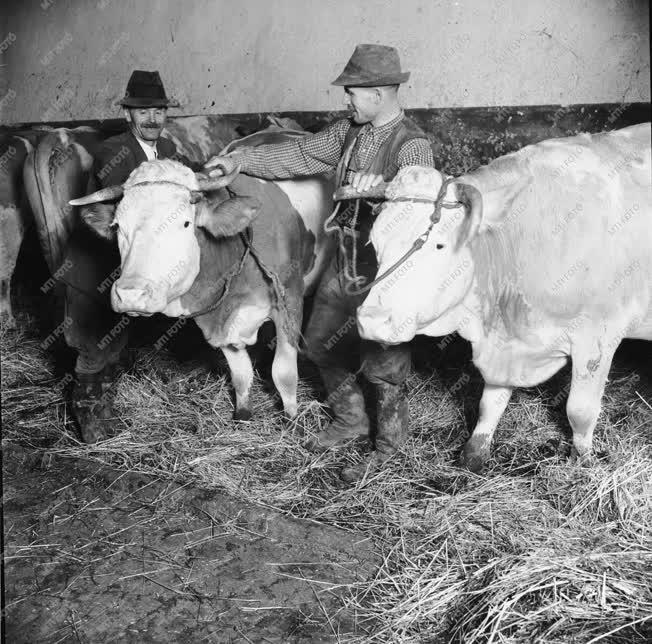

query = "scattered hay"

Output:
[[2, 314, 651, 643]]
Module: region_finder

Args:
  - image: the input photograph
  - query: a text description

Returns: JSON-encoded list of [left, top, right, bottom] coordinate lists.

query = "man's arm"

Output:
[[207, 119, 350, 180], [397, 137, 434, 169]]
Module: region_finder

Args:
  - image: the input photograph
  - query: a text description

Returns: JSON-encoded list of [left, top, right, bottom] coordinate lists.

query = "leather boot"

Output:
[[340, 382, 409, 482], [375, 382, 409, 455], [70, 371, 118, 443], [305, 367, 370, 452]]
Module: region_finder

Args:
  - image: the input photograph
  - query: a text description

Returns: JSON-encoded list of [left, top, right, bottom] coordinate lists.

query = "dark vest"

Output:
[[334, 115, 428, 189], [333, 116, 428, 268]]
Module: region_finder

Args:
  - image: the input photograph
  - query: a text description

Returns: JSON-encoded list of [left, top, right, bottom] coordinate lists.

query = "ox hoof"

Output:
[[460, 447, 488, 473], [0, 313, 16, 330], [79, 420, 114, 444], [281, 406, 299, 424], [569, 447, 595, 467], [73, 407, 116, 444], [234, 408, 252, 422]]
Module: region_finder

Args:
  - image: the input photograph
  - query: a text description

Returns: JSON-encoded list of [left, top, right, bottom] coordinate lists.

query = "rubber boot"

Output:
[[70, 370, 118, 443], [304, 367, 370, 452], [340, 383, 409, 483]]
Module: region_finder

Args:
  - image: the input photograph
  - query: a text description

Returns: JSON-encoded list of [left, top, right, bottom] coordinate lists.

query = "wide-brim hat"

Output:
[[117, 70, 180, 108], [332, 44, 410, 87]]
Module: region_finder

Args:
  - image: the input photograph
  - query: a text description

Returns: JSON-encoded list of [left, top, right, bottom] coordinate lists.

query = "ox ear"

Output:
[[453, 182, 483, 249], [196, 196, 262, 238], [79, 202, 117, 241]]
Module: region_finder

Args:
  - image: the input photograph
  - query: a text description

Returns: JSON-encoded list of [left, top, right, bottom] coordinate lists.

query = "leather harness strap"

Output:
[[342, 176, 461, 296]]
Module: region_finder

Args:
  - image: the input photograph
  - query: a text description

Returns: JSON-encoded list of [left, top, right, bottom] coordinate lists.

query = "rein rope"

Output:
[[327, 176, 460, 296], [178, 229, 252, 319], [183, 185, 287, 321]]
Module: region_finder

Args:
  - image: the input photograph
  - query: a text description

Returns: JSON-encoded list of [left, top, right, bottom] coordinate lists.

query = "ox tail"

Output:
[[23, 128, 97, 274]]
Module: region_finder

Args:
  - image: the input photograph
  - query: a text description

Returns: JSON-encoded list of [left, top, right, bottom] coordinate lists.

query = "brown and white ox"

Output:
[[1, 132, 39, 326], [23, 117, 241, 276], [354, 123, 651, 471], [1, 127, 78, 326], [70, 158, 333, 420]]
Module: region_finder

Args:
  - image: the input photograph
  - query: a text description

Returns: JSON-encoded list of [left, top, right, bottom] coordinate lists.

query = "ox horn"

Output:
[[195, 165, 241, 192], [69, 184, 124, 206], [333, 182, 389, 202]]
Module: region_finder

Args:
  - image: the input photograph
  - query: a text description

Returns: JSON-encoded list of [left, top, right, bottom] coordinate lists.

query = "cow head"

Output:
[[357, 166, 482, 344], [69, 159, 260, 316]]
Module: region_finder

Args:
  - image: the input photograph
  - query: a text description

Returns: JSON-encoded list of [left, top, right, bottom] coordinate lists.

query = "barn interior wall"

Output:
[[1, 0, 649, 125]]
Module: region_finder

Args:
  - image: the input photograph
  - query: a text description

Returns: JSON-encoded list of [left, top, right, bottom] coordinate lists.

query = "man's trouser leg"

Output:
[[339, 343, 412, 482], [362, 341, 411, 455], [62, 230, 128, 442], [303, 253, 370, 449]]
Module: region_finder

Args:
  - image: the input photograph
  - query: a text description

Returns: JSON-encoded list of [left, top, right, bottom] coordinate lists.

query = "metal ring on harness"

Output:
[[329, 176, 462, 296]]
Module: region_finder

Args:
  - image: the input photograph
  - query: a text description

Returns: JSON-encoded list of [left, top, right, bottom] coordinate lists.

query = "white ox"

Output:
[[356, 123, 651, 471]]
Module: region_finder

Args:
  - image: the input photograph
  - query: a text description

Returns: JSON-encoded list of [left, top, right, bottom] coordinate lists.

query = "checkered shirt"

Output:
[[237, 111, 434, 181]]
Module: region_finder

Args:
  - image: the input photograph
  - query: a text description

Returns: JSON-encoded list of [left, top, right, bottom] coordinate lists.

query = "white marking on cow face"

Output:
[[111, 182, 201, 315], [357, 168, 474, 344]]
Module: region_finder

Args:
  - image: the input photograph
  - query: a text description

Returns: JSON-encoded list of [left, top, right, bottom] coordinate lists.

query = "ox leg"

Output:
[[462, 384, 513, 472], [0, 205, 26, 328], [566, 341, 617, 464], [221, 345, 254, 421], [271, 330, 299, 420]]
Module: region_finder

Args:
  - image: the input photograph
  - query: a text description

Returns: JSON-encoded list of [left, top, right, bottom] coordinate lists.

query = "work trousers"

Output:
[[61, 227, 128, 377], [303, 220, 411, 453]]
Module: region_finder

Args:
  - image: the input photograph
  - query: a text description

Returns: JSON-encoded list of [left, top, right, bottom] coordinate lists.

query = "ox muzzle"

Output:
[[357, 303, 416, 345], [111, 278, 168, 316]]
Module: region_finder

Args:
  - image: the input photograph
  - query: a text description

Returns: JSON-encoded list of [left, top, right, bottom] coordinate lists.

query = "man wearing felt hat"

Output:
[[205, 44, 435, 482], [62, 70, 195, 443], [94, 70, 193, 185]]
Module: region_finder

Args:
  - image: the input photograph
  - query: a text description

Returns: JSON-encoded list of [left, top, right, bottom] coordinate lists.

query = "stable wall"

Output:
[[1, 0, 650, 124]]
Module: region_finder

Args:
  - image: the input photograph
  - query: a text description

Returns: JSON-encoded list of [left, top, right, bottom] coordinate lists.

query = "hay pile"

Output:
[[2, 317, 650, 643]]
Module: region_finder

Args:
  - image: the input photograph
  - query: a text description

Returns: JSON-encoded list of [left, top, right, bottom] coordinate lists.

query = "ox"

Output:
[[23, 118, 241, 275], [1, 127, 80, 326], [1, 132, 39, 327], [354, 123, 651, 471], [70, 156, 333, 419]]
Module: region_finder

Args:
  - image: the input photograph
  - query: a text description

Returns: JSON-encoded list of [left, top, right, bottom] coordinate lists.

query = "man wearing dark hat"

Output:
[[94, 70, 192, 184], [65, 70, 195, 443], [205, 45, 434, 481]]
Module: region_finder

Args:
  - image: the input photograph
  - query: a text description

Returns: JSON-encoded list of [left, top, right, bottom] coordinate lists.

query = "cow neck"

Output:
[[458, 226, 536, 352], [180, 226, 248, 312]]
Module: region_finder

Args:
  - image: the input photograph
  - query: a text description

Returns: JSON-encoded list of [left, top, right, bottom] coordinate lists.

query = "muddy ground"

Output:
[[2, 444, 377, 642]]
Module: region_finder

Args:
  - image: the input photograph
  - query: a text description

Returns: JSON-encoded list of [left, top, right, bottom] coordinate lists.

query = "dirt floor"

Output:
[[2, 444, 377, 643]]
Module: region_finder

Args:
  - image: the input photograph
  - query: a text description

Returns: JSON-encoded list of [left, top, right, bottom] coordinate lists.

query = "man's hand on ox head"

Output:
[[203, 154, 242, 177], [350, 172, 384, 193]]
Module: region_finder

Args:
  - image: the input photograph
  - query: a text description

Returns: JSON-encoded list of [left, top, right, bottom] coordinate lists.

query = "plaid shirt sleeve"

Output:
[[238, 118, 350, 180], [397, 137, 435, 169]]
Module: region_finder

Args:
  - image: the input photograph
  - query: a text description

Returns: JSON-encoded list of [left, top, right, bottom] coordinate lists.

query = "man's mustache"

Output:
[[142, 123, 161, 129]]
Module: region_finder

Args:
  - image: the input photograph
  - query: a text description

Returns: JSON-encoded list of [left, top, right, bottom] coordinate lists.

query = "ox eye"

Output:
[[184, 221, 190, 228], [436, 243, 445, 250]]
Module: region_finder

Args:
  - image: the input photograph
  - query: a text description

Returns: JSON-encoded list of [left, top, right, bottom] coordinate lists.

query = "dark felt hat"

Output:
[[332, 44, 410, 87], [118, 70, 180, 108]]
